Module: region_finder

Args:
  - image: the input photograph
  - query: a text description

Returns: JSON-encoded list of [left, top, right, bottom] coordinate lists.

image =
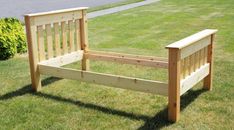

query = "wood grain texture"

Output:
[[168, 48, 181, 122]]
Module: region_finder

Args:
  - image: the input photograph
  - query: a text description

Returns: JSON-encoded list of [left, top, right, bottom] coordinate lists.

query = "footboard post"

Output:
[[80, 9, 90, 71], [25, 16, 42, 91], [203, 34, 215, 90], [167, 48, 181, 122]]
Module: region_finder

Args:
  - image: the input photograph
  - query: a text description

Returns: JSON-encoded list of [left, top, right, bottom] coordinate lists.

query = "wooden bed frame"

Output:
[[24, 7, 217, 122]]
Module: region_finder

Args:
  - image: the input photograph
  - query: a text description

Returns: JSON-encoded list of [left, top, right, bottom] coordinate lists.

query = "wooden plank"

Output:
[[166, 29, 217, 49], [75, 19, 81, 50], [200, 48, 205, 67], [39, 50, 83, 67], [80, 10, 89, 70], [46, 24, 53, 59], [39, 65, 168, 96], [204, 34, 215, 90], [168, 48, 181, 122], [180, 63, 210, 95], [25, 16, 41, 91], [204, 46, 208, 63], [54, 23, 61, 56], [85, 53, 168, 69], [184, 57, 189, 77], [180, 36, 211, 59], [37, 25, 45, 61], [68, 20, 75, 52], [61, 22, 68, 54], [189, 53, 195, 73], [194, 51, 200, 70], [180, 59, 185, 79], [88, 50, 168, 61], [25, 7, 88, 26]]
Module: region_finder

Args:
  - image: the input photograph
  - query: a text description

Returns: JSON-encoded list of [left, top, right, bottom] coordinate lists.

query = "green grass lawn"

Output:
[[1, 0, 234, 129]]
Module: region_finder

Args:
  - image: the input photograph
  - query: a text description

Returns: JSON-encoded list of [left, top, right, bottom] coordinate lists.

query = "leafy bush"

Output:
[[0, 18, 27, 60]]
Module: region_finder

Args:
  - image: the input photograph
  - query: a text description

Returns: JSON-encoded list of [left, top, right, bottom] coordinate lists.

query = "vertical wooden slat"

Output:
[[46, 24, 53, 59], [75, 19, 81, 50], [184, 57, 189, 77], [168, 48, 181, 122], [61, 21, 68, 54], [203, 34, 215, 90], [25, 16, 41, 91], [190, 53, 195, 73], [68, 20, 75, 52], [195, 51, 199, 70], [54, 23, 61, 56], [37, 25, 45, 61], [180, 59, 185, 79], [204, 47, 208, 64], [80, 10, 90, 70], [199, 49, 204, 67]]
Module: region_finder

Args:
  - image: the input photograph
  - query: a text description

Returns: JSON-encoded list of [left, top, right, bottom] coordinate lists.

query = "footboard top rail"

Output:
[[166, 29, 217, 49]]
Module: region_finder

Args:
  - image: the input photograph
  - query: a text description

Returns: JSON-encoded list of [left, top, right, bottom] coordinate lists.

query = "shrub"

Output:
[[0, 18, 27, 60]]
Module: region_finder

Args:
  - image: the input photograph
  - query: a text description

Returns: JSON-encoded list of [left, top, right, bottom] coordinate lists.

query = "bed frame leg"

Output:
[[168, 48, 181, 122], [80, 10, 90, 71], [25, 16, 42, 91], [203, 34, 214, 91]]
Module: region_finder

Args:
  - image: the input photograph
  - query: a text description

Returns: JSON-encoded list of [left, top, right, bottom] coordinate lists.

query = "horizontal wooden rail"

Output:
[[25, 7, 88, 26], [180, 63, 210, 95], [166, 29, 217, 59], [39, 51, 83, 67], [39, 65, 168, 96], [86, 51, 168, 68], [166, 29, 217, 49], [88, 50, 168, 61]]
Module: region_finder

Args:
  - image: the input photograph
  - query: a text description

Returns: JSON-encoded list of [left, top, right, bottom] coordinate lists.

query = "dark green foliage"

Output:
[[0, 18, 26, 60]]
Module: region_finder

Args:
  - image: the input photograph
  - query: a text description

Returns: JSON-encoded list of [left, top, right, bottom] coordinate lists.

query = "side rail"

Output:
[[166, 29, 218, 122]]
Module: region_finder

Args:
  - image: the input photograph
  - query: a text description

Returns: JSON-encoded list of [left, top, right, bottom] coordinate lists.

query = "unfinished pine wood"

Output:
[[80, 10, 89, 70], [180, 36, 211, 59], [180, 59, 185, 79], [194, 51, 200, 70], [75, 19, 81, 50], [168, 48, 181, 122], [180, 63, 210, 95], [61, 22, 68, 54], [25, 16, 42, 91], [46, 24, 53, 59], [39, 51, 83, 67], [203, 34, 215, 90], [199, 48, 205, 67], [39, 65, 168, 96], [88, 50, 168, 62], [204, 47, 208, 63], [68, 20, 75, 52], [25, 7, 88, 26], [85, 53, 168, 69], [54, 23, 61, 56], [37, 25, 45, 61], [189, 53, 195, 73], [184, 57, 189, 77], [166, 29, 217, 49]]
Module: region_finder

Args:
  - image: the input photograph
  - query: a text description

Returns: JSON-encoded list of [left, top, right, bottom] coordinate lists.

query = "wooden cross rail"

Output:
[[85, 51, 168, 68], [24, 7, 218, 123]]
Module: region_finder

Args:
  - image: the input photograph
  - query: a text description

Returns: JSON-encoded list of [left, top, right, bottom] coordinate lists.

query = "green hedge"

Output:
[[0, 18, 27, 60]]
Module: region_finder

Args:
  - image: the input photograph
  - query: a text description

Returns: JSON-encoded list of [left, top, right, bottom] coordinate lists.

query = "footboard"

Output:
[[166, 29, 217, 122]]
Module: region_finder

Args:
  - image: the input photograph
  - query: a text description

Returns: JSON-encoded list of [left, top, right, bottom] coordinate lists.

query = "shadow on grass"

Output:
[[137, 88, 207, 130], [0, 77, 207, 129]]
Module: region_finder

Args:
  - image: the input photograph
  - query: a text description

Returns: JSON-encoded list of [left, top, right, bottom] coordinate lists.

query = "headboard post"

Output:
[[80, 10, 90, 71], [25, 16, 42, 91]]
